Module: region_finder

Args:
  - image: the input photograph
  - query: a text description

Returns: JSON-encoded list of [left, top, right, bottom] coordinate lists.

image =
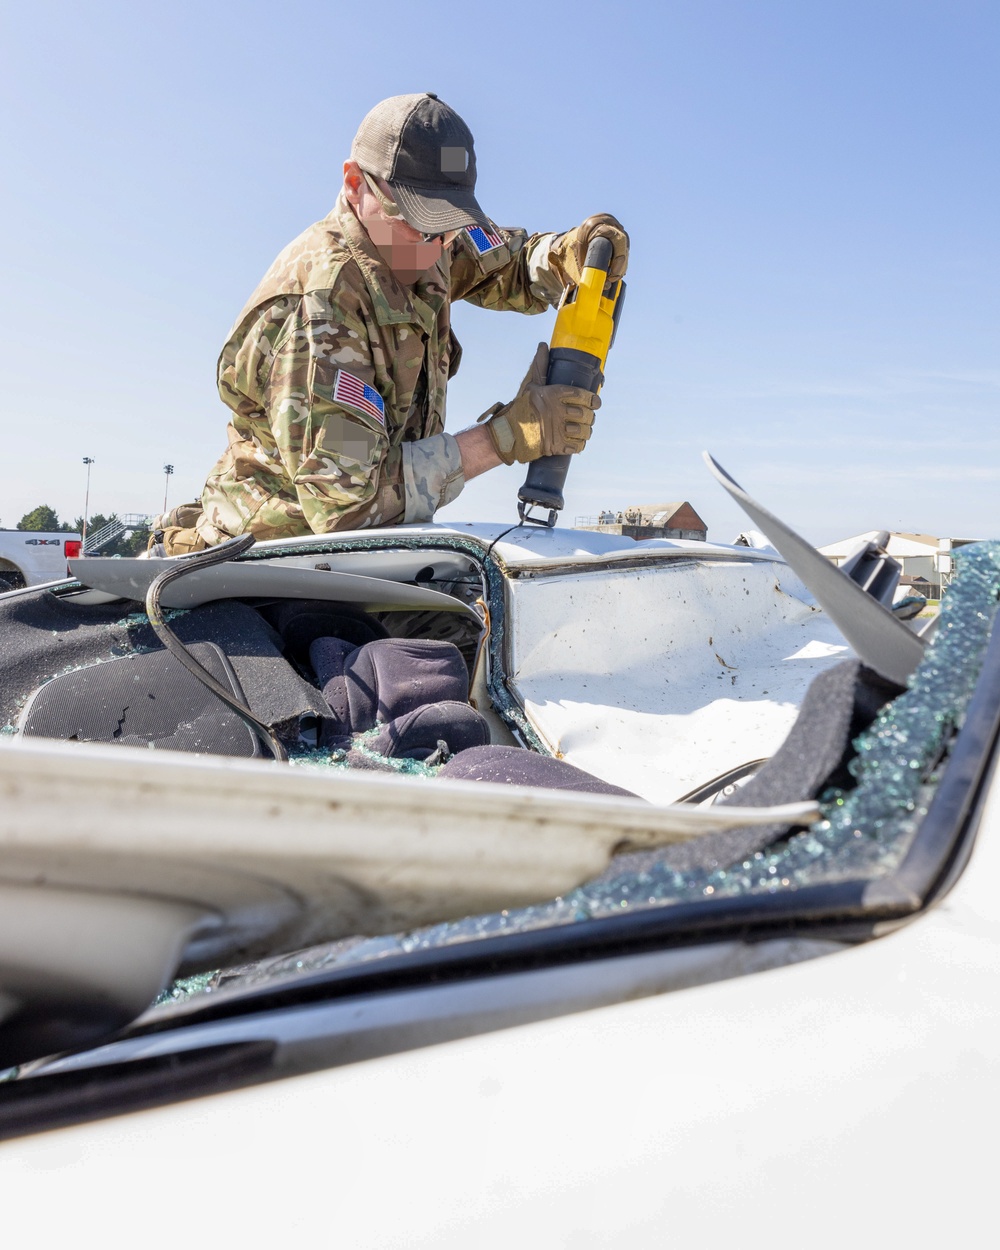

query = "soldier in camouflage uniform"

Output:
[[153, 94, 628, 554]]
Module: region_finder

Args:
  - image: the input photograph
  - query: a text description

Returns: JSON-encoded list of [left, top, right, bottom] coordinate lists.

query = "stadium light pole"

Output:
[[163, 464, 174, 514], [82, 457, 95, 548]]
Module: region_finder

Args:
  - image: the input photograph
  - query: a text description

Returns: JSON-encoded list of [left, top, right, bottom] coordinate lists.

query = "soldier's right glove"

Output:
[[479, 343, 600, 465], [547, 213, 630, 287]]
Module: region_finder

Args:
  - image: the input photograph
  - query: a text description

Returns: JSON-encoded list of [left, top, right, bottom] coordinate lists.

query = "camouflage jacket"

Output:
[[195, 197, 560, 545]]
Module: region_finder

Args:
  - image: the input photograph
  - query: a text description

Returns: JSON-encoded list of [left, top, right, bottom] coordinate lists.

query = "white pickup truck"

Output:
[[0, 529, 82, 592]]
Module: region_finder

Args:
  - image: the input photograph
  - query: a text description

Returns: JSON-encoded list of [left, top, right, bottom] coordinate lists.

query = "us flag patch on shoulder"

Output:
[[333, 370, 385, 427], [466, 224, 505, 255]]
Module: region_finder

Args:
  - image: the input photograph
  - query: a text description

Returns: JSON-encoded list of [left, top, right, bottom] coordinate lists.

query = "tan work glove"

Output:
[[149, 526, 209, 556], [547, 213, 630, 287], [480, 343, 600, 465]]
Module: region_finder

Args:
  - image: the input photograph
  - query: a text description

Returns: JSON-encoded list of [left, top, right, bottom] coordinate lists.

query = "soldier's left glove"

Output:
[[547, 213, 630, 287]]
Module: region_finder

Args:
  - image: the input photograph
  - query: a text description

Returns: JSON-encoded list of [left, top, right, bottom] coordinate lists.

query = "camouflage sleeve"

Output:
[[449, 228, 559, 314], [522, 232, 564, 305], [401, 433, 465, 522], [261, 299, 406, 533]]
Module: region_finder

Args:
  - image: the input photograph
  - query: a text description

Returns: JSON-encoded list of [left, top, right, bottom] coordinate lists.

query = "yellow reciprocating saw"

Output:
[[517, 235, 626, 526]]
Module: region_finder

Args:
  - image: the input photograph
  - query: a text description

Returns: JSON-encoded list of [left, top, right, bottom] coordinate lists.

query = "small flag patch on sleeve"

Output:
[[466, 224, 505, 255], [333, 370, 386, 427]]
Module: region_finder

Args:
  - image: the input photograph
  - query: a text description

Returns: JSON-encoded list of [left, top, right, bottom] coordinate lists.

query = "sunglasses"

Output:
[[361, 171, 460, 246]]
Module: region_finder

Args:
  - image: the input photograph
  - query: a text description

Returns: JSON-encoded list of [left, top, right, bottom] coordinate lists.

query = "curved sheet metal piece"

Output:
[[68, 557, 479, 618], [0, 736, 819, 969], [703, 453, 924, 686], [0, 734, 819, 1062]]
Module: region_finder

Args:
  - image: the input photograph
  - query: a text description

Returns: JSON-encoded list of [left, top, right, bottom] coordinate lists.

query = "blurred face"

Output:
[[343, 161, 460, 284]]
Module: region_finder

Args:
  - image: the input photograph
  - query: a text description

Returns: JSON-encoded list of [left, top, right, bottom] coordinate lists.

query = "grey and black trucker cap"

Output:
[[350, 93, 490, 233]]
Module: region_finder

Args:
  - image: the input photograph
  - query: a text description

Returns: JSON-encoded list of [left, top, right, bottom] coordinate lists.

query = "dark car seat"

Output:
[[310, 634, 490, 762]]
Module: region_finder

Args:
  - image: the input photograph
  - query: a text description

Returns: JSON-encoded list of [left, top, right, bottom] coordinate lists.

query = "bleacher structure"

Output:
[[83, 513, 151, 555]]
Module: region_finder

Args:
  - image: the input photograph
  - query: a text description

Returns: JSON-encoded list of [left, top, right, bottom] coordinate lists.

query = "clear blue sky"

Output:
[[1, 0, 996, 543]]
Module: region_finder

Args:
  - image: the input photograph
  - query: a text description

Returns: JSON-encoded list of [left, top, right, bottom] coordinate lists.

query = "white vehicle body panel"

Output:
[[66, 554, 485, 616], [3, 758, 997, 1247], [507, 555, 848, 802], [245, 521, 753, 568]]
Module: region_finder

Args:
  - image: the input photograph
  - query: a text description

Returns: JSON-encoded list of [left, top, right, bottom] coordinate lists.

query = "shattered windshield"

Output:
[[160, 541, 1000, 1010]]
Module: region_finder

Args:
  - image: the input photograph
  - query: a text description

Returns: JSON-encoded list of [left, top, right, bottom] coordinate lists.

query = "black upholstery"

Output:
[[311, 636, 470, 736], [371, 702, 490, 761], [309, 636, 356, 733], [439, 745, 641, 797], [262, 600, 389, 671], [0, 593, 332, 749], [307, 632, 485, 762], [18, 642, 262, 758]]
